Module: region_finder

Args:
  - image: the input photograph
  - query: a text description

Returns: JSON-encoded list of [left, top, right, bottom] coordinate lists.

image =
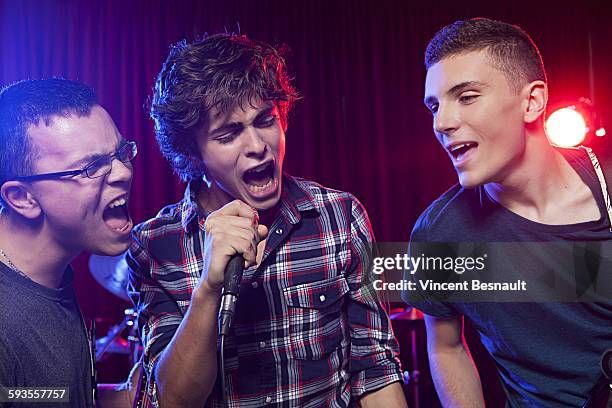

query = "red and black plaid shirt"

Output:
[[128, 174, 402, 407]]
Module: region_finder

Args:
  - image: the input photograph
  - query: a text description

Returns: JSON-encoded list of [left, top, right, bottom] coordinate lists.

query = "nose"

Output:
[[107, 158, 133, 185], [243, 126, 267, 158], [433, 104, 460, 135]]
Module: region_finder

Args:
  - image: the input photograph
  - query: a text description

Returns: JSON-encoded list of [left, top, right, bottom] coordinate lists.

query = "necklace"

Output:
[[0, 248, 31, 280]]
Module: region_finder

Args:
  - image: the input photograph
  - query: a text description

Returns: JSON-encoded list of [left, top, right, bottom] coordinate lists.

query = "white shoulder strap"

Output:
[[581, 146, 612, 232]]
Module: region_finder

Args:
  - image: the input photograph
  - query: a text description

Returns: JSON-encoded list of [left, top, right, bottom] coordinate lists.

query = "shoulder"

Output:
[[290, 176, 369, 221], [411, 183, 478, 241], [292, 176, 360, 205], [128, 200, 189, 268], [131, 201, 184, 245]]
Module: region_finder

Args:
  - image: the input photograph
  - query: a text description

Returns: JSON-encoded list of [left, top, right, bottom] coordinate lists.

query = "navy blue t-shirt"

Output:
[[0, 263, 94, 408], [403, 147, 612, 407]]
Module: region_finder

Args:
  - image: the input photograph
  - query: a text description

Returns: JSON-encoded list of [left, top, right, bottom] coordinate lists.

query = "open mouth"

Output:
[[242, 161, 276, 192], [102, 196, 132, 233], [448, 142, 478, 161]]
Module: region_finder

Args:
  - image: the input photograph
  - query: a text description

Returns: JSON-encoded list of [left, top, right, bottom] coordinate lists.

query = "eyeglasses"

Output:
[[15, 141, 137, 182]]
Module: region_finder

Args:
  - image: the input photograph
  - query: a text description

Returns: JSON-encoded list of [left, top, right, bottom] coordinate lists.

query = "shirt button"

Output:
[[319, 294, 326, 302], [251, 281, 259, 289], [275, 228, 283, 235], [265, 396, 272, 403], [259, 341, 266, 348]]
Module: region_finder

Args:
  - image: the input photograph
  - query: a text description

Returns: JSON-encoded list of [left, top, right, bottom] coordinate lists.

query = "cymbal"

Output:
[[89, 253, 130, 301]]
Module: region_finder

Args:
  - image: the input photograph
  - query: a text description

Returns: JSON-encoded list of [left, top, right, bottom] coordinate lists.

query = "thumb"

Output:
[[257, 224, 269, 240]]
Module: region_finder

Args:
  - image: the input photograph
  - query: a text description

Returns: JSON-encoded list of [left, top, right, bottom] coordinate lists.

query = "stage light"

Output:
[[546, 106, 587, 147], [595, 128, 606, 137]]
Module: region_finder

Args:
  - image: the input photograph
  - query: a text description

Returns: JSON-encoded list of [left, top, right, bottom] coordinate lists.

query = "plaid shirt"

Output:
[[128, 174, 402, 407]]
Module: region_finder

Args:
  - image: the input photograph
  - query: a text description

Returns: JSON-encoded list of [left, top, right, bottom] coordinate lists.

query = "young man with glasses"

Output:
[[127, 34, 406, 407], [0, 78, 136, 407]]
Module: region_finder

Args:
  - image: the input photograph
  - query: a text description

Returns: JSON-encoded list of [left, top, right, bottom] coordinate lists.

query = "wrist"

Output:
[[192, 279, 222, 305]]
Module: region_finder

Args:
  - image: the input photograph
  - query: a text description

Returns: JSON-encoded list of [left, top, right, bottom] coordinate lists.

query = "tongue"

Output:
[[455, 144, 476, 158], [247, 176, 271, 187], [103, 206, 129, 230]]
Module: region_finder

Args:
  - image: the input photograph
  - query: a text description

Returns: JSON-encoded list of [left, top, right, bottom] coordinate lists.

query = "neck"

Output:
[[197, 180, 231, 213], [0, 214, 75, 288], [483, 130, 587, 223], [197, 181, 280, 228], [258, 205, 279, 227]]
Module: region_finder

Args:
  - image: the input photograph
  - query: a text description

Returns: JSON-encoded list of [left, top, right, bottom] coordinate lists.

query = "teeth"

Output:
[[450, 143, 472, 152], [109, 197, 127, 208], [247, 178, 274, 192]]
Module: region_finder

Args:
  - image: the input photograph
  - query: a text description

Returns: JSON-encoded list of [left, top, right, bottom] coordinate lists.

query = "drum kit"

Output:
[[88, 253, 141, 365], [89, 253, 145, 407]]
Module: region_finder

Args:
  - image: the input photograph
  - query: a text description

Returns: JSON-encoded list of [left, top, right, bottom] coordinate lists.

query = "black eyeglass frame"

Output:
[[14, 141, 137, 182]]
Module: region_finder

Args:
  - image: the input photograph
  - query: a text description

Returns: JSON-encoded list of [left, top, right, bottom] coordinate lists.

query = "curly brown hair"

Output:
[[150, 33, 300, 181]]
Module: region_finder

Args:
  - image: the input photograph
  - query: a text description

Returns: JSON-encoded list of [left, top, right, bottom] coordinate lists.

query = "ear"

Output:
[[523, 80, 548, 124], [0, 181, 42, 219]]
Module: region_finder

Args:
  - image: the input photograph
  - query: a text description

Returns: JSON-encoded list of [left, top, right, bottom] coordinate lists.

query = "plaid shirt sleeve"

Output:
[[345, 195, 403, 398], [127, 222, 186, 408]]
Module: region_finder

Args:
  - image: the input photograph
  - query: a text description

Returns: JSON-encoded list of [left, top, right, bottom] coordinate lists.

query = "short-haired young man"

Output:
[[403, 18, 612, 407], [128, 34, 406, 407], [0, 78, 136, 407]]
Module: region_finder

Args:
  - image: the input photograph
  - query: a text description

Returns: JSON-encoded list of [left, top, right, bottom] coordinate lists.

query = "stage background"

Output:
[[2, 0, 611, 404]]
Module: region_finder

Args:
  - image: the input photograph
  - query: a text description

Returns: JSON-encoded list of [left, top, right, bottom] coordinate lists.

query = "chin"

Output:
[[93, 240, 131, 257], [252, 195, 281, 211], [457, 173, 484, 189]]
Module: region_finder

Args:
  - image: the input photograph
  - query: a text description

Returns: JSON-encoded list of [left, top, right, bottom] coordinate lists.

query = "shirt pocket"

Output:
[[283, 275, 350, 360]]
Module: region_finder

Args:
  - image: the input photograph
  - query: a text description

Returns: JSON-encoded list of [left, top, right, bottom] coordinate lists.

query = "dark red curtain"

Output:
[[2, 0, 611, 385]]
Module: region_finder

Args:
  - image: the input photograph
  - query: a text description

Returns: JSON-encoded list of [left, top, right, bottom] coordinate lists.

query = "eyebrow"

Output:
[[66, 137, 125, 168], [209, 106, 275, 136], [424, 81, 488, 106]]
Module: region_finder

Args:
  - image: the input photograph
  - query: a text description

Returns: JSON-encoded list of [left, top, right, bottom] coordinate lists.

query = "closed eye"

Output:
[[459, 94, 479, 104], [214, 125, 243, 144], [254, 111, 278, 128]]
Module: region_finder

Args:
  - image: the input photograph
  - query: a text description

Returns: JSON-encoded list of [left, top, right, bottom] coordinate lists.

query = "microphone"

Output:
[[218, 254, 244, 336]]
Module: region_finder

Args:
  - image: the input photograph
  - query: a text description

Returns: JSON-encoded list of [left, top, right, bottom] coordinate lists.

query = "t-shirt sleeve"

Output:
[[401, 210, 459, 318]]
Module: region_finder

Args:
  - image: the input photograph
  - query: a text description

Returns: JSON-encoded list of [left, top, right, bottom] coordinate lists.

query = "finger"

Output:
[[213, 234, 257, 265], [217, 200, 258, 223], [206, 215, 257, 233], [231, 237, 257, 265]]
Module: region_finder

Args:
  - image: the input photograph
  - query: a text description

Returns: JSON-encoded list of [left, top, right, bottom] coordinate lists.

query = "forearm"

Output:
[[359, 382, 407, 408], [428, 342, 484, 408], [155, 282, 221, 407]]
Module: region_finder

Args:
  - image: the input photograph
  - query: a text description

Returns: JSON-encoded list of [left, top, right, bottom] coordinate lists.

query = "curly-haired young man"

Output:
[[128, 34, 406, 407]]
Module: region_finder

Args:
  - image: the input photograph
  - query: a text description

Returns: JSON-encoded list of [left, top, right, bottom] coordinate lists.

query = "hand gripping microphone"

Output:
[[218, 254, 244, 336]]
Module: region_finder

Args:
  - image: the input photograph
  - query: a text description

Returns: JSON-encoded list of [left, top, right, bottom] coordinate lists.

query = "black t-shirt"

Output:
[[0, 263, 93, 408], [404, 147, 612, 407]]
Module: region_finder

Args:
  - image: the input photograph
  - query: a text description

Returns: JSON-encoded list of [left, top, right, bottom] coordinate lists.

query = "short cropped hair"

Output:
[[0, 78, 98, 210], [425, 18, 547, 92], [150, 33, 300, 181]]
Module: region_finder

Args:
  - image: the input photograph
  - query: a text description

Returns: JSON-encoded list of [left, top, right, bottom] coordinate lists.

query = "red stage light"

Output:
[[546, 107, 587, 147]]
